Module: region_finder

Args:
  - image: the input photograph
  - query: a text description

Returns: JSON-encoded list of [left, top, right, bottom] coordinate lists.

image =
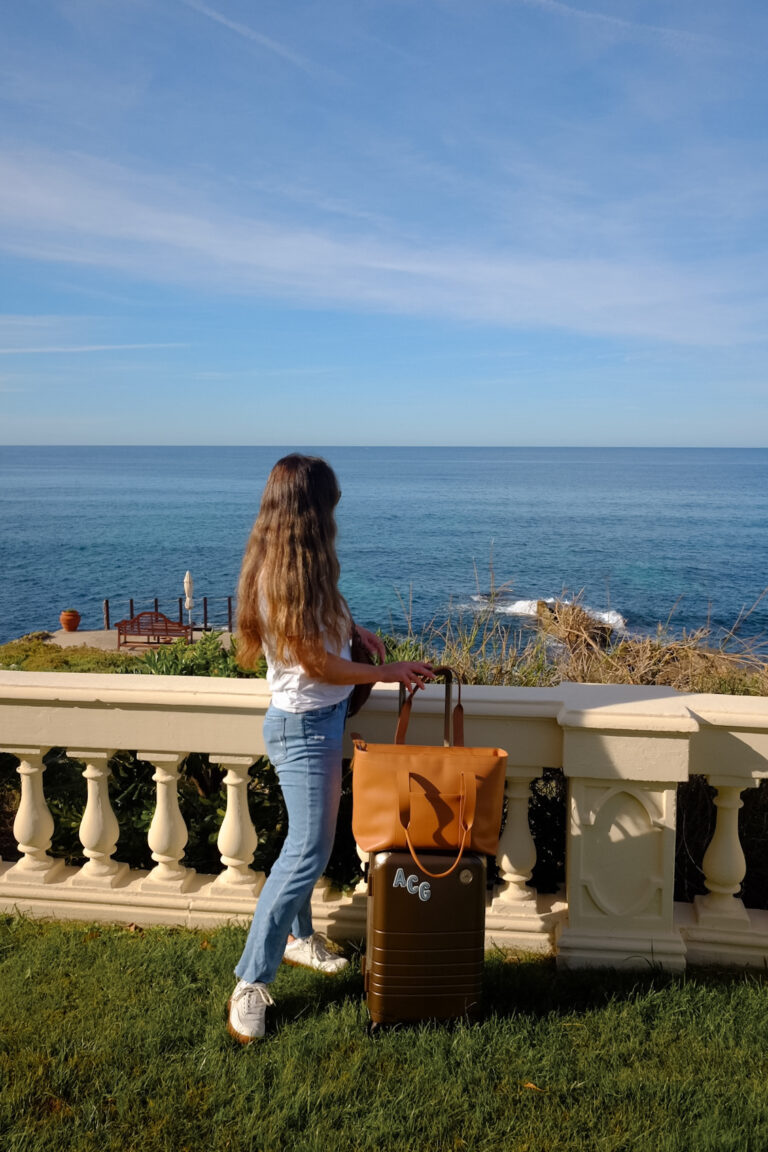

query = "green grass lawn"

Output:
[[1, 915, 767, 1152]]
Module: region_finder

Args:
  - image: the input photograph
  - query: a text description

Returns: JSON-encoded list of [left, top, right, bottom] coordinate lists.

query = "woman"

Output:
[[228, 454, 433, 1043]]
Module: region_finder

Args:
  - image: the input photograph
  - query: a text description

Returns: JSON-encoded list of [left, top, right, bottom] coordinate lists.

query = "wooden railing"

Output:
[[102, 596, 234, 631], [1, 672, 767, 968]]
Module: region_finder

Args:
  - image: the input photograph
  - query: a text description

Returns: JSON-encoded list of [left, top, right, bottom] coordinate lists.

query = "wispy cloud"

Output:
[[180, 0, 335, 79], [0, 149, 764, 346], [513, 0, 717, 49], [0, 314, 85, 349], [0, 343, 187, 356], [0, 62, 145, 113], [0, 315, 187, 357]]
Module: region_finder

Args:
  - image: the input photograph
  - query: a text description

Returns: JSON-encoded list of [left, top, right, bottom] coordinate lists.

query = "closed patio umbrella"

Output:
[[184, 570, 194, 628]]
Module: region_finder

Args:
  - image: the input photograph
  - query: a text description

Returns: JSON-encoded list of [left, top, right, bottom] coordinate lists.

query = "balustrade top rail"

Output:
[[1, 670, 767, 970], [2, 671, 767, 767]]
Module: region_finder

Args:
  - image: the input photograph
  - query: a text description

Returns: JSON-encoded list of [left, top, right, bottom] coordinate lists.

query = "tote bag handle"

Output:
[[397, 768, 477, 878], [396, 665, 465, 748]]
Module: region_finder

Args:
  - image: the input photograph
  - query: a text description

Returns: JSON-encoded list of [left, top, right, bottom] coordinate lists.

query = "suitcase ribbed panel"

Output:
[[370, 929, 483, 948], [365, 851, 486, 1024]]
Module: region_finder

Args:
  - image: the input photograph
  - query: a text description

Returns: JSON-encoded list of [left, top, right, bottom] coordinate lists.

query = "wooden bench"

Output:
[[115, 611, 193, 649]]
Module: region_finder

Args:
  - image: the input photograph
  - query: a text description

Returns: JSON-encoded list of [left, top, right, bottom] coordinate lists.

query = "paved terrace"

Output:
[[45, 628, 233, 650]]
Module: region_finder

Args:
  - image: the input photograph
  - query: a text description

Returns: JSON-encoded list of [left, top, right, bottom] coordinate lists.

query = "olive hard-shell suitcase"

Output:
[[362, 850, 486, 1025]]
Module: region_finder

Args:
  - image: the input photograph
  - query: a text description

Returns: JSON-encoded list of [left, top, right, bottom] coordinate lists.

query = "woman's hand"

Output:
[[354, 624, 386, 663], [378, 660, 435, 693]]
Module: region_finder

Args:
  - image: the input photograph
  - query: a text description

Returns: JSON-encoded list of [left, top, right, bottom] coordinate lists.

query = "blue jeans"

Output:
[[234, 698, 347, 986]]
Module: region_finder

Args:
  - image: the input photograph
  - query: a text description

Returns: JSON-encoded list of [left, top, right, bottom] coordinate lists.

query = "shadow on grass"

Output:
[[269, 961, 366, 1031], [483, 951, 679, 1020], [269, 947, 768, 1034]]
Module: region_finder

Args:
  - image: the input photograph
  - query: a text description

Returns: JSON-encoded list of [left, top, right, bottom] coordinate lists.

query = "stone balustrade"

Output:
[[1, 671, 767, 968]]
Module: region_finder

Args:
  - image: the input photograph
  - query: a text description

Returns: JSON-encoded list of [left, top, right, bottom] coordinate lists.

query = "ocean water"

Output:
[[1, 446, 767, 646]]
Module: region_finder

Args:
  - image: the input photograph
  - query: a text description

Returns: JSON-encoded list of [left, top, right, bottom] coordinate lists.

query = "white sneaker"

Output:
[[227, 980, 274, 1043], [283, 933, 349, 975]]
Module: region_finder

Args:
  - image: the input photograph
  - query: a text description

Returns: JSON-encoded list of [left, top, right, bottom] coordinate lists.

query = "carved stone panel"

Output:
[[577, 783, 671, 922], [558, 777, 684, 969]]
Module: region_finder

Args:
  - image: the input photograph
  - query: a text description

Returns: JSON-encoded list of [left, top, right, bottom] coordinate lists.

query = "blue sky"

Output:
[[1, 0, 766, 445]]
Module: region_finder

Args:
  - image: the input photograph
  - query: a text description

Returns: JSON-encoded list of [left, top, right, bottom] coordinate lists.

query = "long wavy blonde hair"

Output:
[[236, 454, 351, 674]]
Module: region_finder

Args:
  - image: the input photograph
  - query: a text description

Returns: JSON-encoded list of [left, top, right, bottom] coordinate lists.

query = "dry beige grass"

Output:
[[387, 593, 768, 695]]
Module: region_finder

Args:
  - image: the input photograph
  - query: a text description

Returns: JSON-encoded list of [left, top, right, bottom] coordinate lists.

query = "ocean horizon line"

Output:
[[2, 444, 767, 452]]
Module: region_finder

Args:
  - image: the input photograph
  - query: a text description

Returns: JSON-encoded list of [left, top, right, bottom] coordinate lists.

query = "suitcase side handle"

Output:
[[396, 665, 464, 747], [397, 768, 477, 879]]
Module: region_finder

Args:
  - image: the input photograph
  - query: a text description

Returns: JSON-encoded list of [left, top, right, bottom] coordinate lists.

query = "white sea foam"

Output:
[[469, 594, 627, 632]]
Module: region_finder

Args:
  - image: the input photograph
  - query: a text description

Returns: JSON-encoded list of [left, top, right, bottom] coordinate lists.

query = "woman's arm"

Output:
[[316, 650, 434, 694]]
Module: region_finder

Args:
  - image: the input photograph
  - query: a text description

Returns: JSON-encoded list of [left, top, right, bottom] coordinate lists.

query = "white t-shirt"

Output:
[[264, 634, 353, 713]]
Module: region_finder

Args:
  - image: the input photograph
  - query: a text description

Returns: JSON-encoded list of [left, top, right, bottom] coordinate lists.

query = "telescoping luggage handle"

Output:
[[396, 664, 464, 748], [396, 666, 473, 879]]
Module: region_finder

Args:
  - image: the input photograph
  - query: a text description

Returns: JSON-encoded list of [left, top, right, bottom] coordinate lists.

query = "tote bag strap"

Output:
[[396, 768, 478, 879], [396, 665, 464, 747]]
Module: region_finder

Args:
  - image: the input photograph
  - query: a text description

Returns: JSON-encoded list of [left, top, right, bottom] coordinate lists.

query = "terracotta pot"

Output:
[[59, 610, 81, 632]]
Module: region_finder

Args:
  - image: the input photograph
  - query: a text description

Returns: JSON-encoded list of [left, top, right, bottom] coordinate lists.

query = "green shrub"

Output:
[[0, 635, 142, 673], [134, 631, 265, 678]]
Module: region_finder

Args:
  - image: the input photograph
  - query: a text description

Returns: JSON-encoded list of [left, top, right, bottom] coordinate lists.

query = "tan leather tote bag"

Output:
[[351, 667, 507, 877]]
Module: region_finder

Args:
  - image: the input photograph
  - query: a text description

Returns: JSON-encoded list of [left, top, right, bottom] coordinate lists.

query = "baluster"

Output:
[[496, 772, 538, 906], [68, 750, 129, 888], [487, 768, 553, 948], [140, 752, 195, 891], [208, 756, 263, 894], [2, 748, 65, 884], [694, 776, 757, 927]]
